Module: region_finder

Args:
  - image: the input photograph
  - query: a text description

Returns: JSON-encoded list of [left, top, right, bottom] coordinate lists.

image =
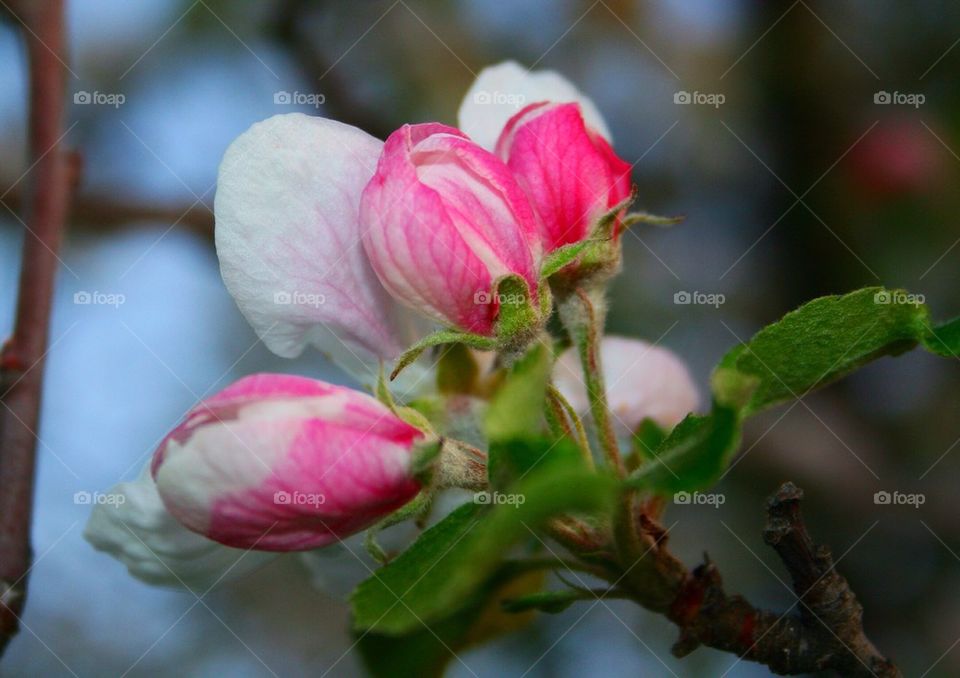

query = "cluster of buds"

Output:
[[84, 62, 697, 583]]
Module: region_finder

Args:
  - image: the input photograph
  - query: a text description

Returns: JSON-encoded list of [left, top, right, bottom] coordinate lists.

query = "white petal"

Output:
[[215, 113, 427, 375], [83, 462, 274, 589], [457, 60, 612, 151]]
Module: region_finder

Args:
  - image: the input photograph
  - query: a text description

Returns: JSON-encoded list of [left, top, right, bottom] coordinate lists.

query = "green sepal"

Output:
[[493, 275, 542, 351], [620, 211, 685, 228], [376, 364, 434, 433], [540, 240, 592, 279], [375, 364, 397, 408], [410, 439, 442, 481], [591, 185, 638, 240], [363, 491, 434, 565], [390, 329, 497, 381]]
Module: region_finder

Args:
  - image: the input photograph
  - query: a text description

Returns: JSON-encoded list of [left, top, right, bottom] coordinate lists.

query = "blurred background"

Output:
[[2, 0, 959, 675]]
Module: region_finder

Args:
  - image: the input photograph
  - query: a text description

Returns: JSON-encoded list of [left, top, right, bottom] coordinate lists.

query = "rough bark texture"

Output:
[[0, 0, 73, 655], [561, 482, 899, 675], [624, 483, 900, 676]]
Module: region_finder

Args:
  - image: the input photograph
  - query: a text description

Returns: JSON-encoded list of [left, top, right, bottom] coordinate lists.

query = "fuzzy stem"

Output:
[[435, 438, 488, 491], [556, 287, 624, 476]]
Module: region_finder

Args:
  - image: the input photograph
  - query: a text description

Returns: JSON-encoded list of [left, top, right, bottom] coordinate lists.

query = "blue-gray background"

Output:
[[2, 1, 959, 675]]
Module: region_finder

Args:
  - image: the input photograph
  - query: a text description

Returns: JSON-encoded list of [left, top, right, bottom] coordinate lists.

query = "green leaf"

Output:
[[484, 342, 551, 442], [922, 315, 960, 358], [632, 418, 668, 460], [357, 566, 545, 678], [487, 435, 587, 492], [350, 453, 616, 635], [356, 609, 475, 678], [624, 286, 960, 491], [714, 287, 929, 415], [627, 404, 741, 494]]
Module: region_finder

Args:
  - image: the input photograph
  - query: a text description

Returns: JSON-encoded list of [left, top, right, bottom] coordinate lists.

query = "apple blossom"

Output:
[[151, 373, 424, 551], [360, 123, 542, 338], [496, 101, 632, 252], [214, 113, 430, 384], [553, 336, 699, 437]]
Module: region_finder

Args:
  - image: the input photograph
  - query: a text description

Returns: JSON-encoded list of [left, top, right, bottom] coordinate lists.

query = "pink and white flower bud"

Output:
[[151, 374, 423, 551], [360, 123, 542, 337], [496, 102, 632, 252], [553, 336, 699, 436]]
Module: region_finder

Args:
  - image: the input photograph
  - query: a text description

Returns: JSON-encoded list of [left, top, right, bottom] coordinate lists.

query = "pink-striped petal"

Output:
[[360, 123, 541, 336], [496, 102, 632, 252], [152, 374, 423, 551]]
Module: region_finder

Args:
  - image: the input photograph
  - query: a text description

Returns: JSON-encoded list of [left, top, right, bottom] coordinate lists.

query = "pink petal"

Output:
[[497, 102, 632, 252], [361, 123, 540, 336], [152, 374, 422, 551]]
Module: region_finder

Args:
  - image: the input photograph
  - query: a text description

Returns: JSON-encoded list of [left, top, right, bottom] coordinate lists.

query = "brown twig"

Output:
[[0, 0, 74, 655], [616, 483, 899, 676], [1, 191, 213, 240]]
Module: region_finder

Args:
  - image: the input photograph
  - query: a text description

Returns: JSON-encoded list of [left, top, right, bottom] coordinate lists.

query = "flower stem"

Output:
[[545, 383, 593, 468], [0, 0, 73, 655], [557, 287, 624, 476]]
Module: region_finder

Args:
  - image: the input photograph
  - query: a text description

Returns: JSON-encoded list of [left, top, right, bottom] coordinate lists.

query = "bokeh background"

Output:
[[2, 0, 959, 675]]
